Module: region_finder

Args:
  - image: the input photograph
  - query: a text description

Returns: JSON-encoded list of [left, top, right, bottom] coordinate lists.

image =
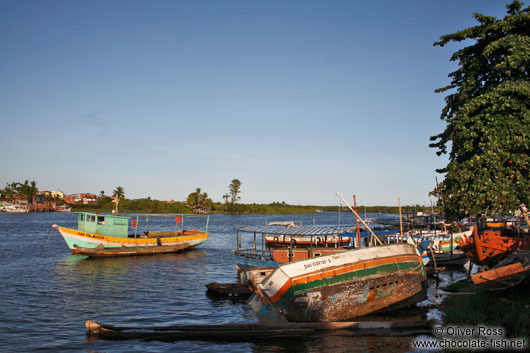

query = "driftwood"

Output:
[[85, 319, 434, 341], [435, 291, 476, 297]]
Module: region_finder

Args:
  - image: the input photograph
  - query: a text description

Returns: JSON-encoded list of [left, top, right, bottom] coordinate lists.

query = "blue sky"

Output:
[[0, 0, 512, 206]]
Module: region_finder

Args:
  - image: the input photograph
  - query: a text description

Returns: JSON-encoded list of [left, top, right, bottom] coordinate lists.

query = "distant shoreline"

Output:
[[69, 202, 426, 215]]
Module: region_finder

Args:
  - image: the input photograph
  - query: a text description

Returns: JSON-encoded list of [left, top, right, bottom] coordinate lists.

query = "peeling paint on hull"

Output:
[[285, 273, 427, 322], [250, 243, 427, 322]]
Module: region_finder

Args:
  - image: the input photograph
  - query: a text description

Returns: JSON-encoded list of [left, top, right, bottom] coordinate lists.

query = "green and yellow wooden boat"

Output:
[[52, 212, 209, 257]]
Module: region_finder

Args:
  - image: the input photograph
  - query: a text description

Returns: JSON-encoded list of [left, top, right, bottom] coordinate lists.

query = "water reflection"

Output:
[[250, 334, 415, 353]]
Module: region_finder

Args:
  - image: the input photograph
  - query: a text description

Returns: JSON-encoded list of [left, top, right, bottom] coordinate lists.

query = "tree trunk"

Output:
[[519, 205, 530, 228]]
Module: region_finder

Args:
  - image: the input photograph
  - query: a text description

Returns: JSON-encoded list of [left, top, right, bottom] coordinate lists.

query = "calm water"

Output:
[[0, 212, 460, 352]]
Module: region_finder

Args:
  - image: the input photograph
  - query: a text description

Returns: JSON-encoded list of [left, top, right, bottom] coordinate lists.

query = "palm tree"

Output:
[[99, 190, 105, 198], [229, 179, 241, 205], [112, 186, 125, 214]]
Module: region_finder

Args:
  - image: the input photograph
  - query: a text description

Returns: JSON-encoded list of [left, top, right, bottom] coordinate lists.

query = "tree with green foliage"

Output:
[[1, 183, 17, 200], [186, 187, 212, 211], [229, 179, 241, 206], [430, 0, 530, 221], [187, 187, 210, 205], [187, 187, 201, 205], [1, 180, 38, 203], [112, 186, 125, 214]]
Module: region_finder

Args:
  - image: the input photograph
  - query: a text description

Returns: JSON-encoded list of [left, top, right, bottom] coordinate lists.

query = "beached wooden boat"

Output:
[[459, 224, 530, 267], [247, 243, 427, 322], [72, 243, 191, 257], [53, 212, 209, 256], [471, 250, 530, 290]]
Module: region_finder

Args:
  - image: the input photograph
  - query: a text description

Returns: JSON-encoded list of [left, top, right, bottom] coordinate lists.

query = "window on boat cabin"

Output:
[[87, 215, 96, 222], [314, 253, 321, 257], [78, 214, 84, 221], [97, 216, 105, 225]]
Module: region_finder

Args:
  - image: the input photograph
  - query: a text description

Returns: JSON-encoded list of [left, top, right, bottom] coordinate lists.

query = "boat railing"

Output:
[[235, 248, 274, 261], [128, 213, 210, 238]]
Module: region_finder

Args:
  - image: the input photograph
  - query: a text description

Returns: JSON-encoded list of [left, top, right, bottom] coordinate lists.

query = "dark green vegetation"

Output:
[[442, 280, 530, 338], [73, 197, 192, 213], [430, 1, 530, 221], [72, 198, 426, 215], [187, 187, 213, 209]]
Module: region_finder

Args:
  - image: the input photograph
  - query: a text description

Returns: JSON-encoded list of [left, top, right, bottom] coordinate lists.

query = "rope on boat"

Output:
[[43, 226, 54, 250]]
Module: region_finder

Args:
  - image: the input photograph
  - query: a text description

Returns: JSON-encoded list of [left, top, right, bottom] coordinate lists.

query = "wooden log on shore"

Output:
[[85, 319, 434, 341]]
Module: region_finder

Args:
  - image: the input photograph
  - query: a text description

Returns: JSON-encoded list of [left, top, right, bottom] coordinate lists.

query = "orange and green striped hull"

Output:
[[248, 243, 427, 322]]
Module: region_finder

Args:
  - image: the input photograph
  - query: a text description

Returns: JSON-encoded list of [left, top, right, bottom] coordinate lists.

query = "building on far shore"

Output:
[[63, 193, 98, 205]]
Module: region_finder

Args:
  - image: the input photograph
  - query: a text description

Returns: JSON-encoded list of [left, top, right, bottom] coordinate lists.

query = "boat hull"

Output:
[[73, 243, 191, 257], [471, 250, 530, 290], [235, 247, 348, 272], [281, 272, 426, 322], [54, 225, 208, 254], [431, 252, 468, 267], [458, 225, 528, 267], [249, 243, 427, 322]]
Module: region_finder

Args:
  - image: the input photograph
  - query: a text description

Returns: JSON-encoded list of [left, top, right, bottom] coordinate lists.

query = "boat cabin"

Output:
[[77, 212, 130, 238]]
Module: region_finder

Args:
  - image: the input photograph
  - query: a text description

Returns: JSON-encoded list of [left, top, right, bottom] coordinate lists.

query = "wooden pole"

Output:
[[467, 262, 473, 279], [336, 192, 382, 245], [353, 195, 362, 248], [430, 247, 438, 277], [399, 197, 403, 243]]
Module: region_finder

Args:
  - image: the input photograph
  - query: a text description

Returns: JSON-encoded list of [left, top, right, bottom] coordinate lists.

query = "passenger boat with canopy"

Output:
[[52, 212, 209, 257], [262, 221, 352, 247], [234, 224, 356, 273]]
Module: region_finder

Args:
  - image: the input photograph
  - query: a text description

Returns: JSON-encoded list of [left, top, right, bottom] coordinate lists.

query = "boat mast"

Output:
[[353, 195, 362, 248], [399, 197, 403, 243], [337, 192, 382, 246]]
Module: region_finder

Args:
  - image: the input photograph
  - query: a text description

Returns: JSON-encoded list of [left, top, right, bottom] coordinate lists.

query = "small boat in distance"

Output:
[[52, 212, 209, 256], [2, 203, 29, 213]]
